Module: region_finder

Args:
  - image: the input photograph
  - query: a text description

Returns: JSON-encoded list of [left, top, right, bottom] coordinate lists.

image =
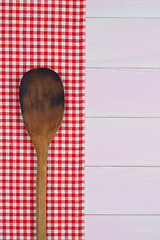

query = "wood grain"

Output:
[[85, 1, 160, 238], [85, 167, 160, 214], [86, 18, 160, 68], [86, 68, 160, 117], [86, 0, 160, 18], [86, 118, 160, 166], [85, 215, 160, 240]]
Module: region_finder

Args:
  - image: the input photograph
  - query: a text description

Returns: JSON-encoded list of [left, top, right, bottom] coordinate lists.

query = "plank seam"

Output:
[[86, 67, 160, 69], [85, 214, 160, 216], [85, 166, 160, 168], [85, 117, 160, 119], [86, 17, 160, 19]]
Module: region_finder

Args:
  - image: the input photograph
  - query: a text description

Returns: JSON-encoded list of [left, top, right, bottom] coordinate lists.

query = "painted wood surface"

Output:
[[85, 216, 160, 240], [86, 68, 160, 117], [86, 0, 160, 18], [85, 1, 160, 238], [86, 18, 160, 68], [85, 167, 160, 214], [86, 118, 160, 166]]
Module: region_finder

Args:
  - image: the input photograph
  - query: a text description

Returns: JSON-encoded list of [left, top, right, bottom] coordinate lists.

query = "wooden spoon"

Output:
[[19, 68, 65, 240]]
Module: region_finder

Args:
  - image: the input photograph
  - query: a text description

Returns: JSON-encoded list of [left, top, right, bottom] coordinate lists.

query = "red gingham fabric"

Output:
[[0, 1, 85, 239]]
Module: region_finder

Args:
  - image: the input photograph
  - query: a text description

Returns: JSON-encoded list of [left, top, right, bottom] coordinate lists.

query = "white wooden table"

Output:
[[85, 0, 160, 239]]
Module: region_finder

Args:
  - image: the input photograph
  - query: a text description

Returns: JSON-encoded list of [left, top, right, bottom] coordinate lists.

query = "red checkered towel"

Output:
[[0, 1, 85, 239]]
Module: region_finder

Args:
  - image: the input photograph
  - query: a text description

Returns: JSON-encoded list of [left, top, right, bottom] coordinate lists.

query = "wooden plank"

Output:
[[85, 167, 160, 214], [86, 19, 160, 68], [86, 69, 160, 117], [86, 118, 160, 166], [86, 0, 160, 18], [85, 215, 160, 240]]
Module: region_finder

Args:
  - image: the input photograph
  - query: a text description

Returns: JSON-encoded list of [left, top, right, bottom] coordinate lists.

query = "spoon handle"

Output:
[[36, 143, 48, 240]]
